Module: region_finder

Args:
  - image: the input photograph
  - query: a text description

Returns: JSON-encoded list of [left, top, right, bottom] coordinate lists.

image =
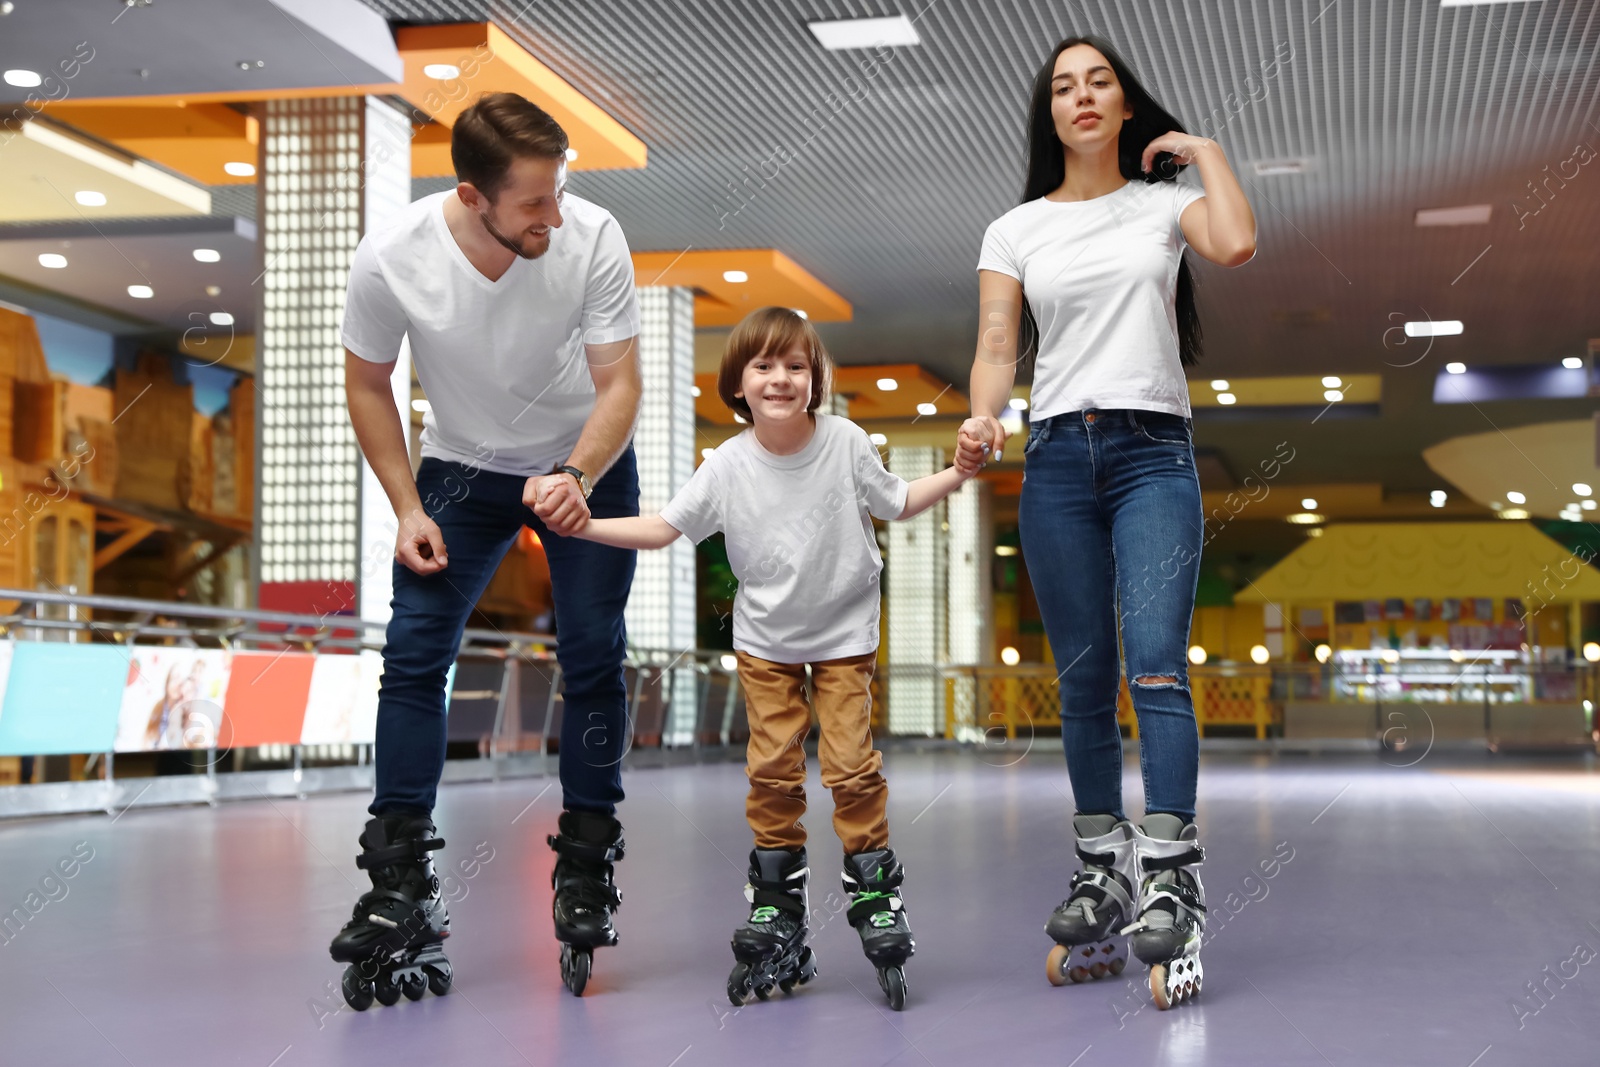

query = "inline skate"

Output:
[[547, 810, 624, 996], [1120, 813, 1206, 1010], [727, 847, 817, 1005], [842, 849, 915, 1011], [1045, 814, 1138, 986], [329, 815, 453, 1010]]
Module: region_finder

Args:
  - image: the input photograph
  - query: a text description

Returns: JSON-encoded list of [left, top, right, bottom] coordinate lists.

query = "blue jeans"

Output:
[[371, 449, 638, 817], [1018, 409, 1204, 821]]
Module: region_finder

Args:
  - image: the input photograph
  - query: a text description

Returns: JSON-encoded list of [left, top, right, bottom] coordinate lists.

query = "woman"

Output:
[[957, 35, 1256, 1010]]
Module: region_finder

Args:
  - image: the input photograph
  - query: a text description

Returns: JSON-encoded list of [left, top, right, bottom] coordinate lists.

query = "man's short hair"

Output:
[[451, 92, 569, 200]]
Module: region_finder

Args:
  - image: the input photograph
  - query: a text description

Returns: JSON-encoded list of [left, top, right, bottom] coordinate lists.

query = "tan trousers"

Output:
[[736, 650, 888, 855]]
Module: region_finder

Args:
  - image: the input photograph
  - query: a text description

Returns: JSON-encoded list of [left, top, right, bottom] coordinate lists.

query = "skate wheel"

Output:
[[341, 965, 375, 1012], [1150, 964, 1172, 1011], [753, 982, 773, 1001], [374, 970, 402, 1007], [401, 973, 427, 1001], [1089, 961, 1108, 979], [561, 945, 591, 997], [880, 966, 907, 1012], [727, 961, 751, 1006], [424, 961, 452, 997], [796, 946, 817, 985], [1046, 943, 1072, 987], [779, 976, 798, 994], [1109, 957, 1126, 977]]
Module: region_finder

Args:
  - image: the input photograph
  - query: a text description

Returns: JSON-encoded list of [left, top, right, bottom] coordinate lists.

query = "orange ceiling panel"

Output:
[[411, 122, 454, 178], [44, 102, 259, 186], [633, 249, 851, 327], [395, 23, 645, 173]]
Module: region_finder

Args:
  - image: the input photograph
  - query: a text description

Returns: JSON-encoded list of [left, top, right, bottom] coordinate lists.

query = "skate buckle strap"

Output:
[[547, 833, 625, 864], [1140, 844, 1204, 873], [747, 879, 806, 918], [356, 837, 445, 871], [1074, 846, 1116, 867], [1149, 880, 1206, 913]]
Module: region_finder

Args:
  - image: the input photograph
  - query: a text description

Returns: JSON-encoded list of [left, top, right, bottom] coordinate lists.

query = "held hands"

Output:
[[1141, 133, 1215, 174], [396, 506, 448, 575], [956, 416, 1006, 474], [525, 472, 591, 537]]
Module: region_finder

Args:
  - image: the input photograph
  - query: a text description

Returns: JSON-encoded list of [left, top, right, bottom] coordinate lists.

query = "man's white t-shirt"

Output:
[[341, 190, 640, 477], [977, 179, 1205, 419], [659, 415, 909, 664]]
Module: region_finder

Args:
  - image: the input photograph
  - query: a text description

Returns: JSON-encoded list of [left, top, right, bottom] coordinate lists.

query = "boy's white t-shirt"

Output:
[[341, 190, 640, 477], [659, 415, 909, 665], [977, 179, 1205, 419]]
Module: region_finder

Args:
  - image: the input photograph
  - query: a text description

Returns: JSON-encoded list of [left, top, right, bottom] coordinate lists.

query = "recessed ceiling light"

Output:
[[1324, 389, 1343, 402], [3, 69, 41, 88], [422, 63, 460, 80], [1445, 362, 1467, 374], [1320, 375, 1341, 388], [869, 433, 888, 446], [690, 385, 701, 398], [1301, 497, 1318, 510], [1252, 159, 1309, 176], [209, 312, 234, 326], [193, 248, 220, 263], [722, 270, 748, 283], [876, 378, 898, 391], [1584, 500, 1597, 511], [994, 546, 1019, 557], [223, 161, 256, 177], [1563, 356, 1584, 370], [411, 399, 431, 414], [1574, 482, 1593, 496], [1011, 397, 1029, 411], [792, 308, 808, 319], [916, 402, 937, 416], [565, 148, 578, 162], [127, 284, 154, 299], [205, 285, 221, 297], [1286, 512, 1324, 525], [1414, 204, 1492, 226], [1210, 379, 1229, 390], [1506, 491, 1526, 504], [700, 447, 715, 459], [1217, 392, 1237, 405], [75, 190, 107, 206], [1499, 507, 1529, 520], [1430, 490, 1448, 507], [807, 14, 921, 50], [1404, 320, 1463, 337], [37, 253, 67, 269]]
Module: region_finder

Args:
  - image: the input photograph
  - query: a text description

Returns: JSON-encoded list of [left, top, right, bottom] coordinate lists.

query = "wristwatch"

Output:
[[556, 464, 592, 499]]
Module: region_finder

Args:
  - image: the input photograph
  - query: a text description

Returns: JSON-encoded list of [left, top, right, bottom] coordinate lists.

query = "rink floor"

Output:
[[3, 745, 1599, 1066]]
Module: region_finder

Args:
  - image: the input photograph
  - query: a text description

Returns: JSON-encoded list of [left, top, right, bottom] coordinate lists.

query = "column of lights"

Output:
[[627, 287, 697, 742], [886, 446, 946, 735]]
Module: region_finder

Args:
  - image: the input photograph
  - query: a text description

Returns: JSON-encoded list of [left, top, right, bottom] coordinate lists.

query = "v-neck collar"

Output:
[[433, 194, 526, 290]]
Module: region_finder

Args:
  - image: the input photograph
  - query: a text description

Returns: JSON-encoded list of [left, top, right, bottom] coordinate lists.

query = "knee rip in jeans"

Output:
[[1133, 673, 1186, 691]]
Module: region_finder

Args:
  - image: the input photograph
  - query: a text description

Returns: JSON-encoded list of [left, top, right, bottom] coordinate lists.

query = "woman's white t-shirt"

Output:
[[659, 415, 909, 664], [977, 179, 1205, 419]]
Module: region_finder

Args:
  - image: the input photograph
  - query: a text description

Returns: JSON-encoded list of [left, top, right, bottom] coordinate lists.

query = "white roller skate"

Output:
[[1120, 813, 1206, 1010], [1044, 814, 1139, 985]]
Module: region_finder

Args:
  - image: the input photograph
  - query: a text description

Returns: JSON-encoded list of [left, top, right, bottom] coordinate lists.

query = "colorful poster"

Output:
[[0, 644, 128, 756], [221, 650, 316, 747], [114, 648, 232, 752], [1441, 598, 1461, 621], [300, 650, 384, 745], [1414, 598, 1432, 622]]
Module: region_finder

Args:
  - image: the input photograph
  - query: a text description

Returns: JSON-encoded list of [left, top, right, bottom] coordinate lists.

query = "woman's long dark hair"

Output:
[[1018, 35, 1203, 366]]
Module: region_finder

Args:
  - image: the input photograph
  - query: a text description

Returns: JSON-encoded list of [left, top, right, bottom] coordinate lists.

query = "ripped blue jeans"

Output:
[[1018, 409, 1204, 821]]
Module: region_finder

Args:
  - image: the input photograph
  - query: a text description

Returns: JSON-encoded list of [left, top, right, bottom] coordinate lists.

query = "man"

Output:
[[328, 92, 641, 1005]]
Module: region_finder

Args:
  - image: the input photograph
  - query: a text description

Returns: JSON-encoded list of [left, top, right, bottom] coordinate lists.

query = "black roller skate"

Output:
[[1045, 814, 1138, 986], [547, 810, 624, 996], [329, 815, 452, 1011], [842, 849, 915, 1011], [727, 847, 817, 1006], [1120, 813, 1206, 1010]]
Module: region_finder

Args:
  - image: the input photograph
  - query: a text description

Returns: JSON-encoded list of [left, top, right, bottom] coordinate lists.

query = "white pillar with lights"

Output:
[[628, 286, 698, 742], [886, 446, 945, 735]]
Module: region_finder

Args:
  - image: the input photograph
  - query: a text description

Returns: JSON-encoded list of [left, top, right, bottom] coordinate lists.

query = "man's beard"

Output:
[[480, 210, 549, 260]]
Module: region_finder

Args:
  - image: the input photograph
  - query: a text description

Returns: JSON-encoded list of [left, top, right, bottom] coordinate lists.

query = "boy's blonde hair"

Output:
[[717, 307, 832, 422]]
